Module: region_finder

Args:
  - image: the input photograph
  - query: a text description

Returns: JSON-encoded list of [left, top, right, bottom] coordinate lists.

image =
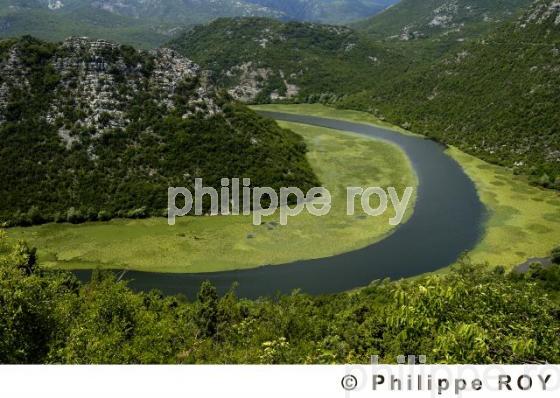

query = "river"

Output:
[[74, 112, 486, 298]]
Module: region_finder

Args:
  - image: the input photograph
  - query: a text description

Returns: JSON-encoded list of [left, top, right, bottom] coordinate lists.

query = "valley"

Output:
[[0, 0, 559, 367], [4, 100, 560, 293], [171, 1, 560, 190], [8, 103, 559, 298]]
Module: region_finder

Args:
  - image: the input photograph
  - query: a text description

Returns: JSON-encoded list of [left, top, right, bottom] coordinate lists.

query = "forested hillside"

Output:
[[0, 36, 318, 226], [1, 232, 559, 364], [355, 0, 533, 41], [341, 0, 560, 187], [176, 1, 560, 189], [170, 17, 406, 103], [0, 0, 174, 48]]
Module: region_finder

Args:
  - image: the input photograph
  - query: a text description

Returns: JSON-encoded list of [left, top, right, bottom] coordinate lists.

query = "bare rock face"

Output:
[[224, 62, 300, 103], [0, 37, 222, 145], [0, 46, 30, 123], [522, 0, 560, 26]]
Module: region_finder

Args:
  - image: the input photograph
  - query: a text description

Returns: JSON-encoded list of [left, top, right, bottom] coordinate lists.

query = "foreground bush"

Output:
[[1, 231, 559, 364]]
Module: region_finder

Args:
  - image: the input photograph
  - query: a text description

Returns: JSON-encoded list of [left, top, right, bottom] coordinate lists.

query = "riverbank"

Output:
[[8, 120, 417, 273], [254, 104, 560, 270]]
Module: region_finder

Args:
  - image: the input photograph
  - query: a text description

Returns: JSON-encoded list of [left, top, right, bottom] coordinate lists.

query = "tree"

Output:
[[552, 246, 560, 265], [196, 281, 219, 338], [0, 231, 70, 363]]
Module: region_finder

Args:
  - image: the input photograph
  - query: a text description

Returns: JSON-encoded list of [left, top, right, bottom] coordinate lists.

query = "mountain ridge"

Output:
[[0, 0, 400, 47], [355, 0, 534, 41], [169, 17, 406, 103]]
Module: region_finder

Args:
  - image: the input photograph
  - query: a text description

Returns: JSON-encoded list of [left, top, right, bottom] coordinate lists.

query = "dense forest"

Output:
[[174, 1, 560, 190], [0, 36, 319, 227], [170, 17, 406, 103], [1, 232, 559, 364], [354, 0, 533, 42], [342, 1, 560, 188]]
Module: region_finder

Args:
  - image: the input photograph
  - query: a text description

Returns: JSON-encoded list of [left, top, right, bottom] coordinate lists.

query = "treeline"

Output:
[[1, 231, 559, 364]]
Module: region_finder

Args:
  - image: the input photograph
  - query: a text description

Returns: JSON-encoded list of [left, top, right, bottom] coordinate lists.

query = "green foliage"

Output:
[[0, 1, 399, 49], [196, 281, 219, 338], [0, 37, 319, 227], [339, 5, 560, 189], [354, 0, 533, 41], [552, 246, 560, 265], [171, 9, 560, 190], [1, 233, 559, 364], [0, 230, 75, 363], [169, 17, 407, 103], [0, 2, 169, 49]]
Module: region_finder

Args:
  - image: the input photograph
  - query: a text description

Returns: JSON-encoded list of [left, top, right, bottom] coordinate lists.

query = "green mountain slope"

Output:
[[168, 1, 560, 188], [1, 232, 560, 364], [356, 0, 533, 41], [341, 0, 560, 187], [0, 36, 318, 226], [169, 17, 406, 103]]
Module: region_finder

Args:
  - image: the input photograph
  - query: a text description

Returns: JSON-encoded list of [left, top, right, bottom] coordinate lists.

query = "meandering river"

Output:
[[75, 112, 486, 298]]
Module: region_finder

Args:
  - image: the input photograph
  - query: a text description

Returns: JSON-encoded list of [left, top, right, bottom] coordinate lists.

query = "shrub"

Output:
[[86, 208, 98, 222], [552, 246, 560, 265], [27, 206, 44, 225], [127, 207, 148, 219], [66, 207, 85, 224], [53, 212, 65, 223], [97, 210, 113, 222]]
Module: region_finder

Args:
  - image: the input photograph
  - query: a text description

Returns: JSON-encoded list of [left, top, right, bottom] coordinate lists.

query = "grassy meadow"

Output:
[[8, 121, 417, 273], [252, 103, 416, 136], [448, 148, 560, 268]]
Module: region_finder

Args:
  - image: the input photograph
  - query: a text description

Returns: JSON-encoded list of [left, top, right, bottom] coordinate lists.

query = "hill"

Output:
[[0, 0, 398, 48], [341, 0, 560, 187], [355, 0, 533, 41], [0, 36, 318, 226], [169, 17, 406, 103], [245, 0, 399, 24]]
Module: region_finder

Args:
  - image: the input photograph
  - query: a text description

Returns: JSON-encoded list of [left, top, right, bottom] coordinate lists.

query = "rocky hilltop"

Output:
[[522, 0, 560, 26], [1, 37, 220, 143], [356, 0, 534, 41], [0, 36, 318, 225]]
